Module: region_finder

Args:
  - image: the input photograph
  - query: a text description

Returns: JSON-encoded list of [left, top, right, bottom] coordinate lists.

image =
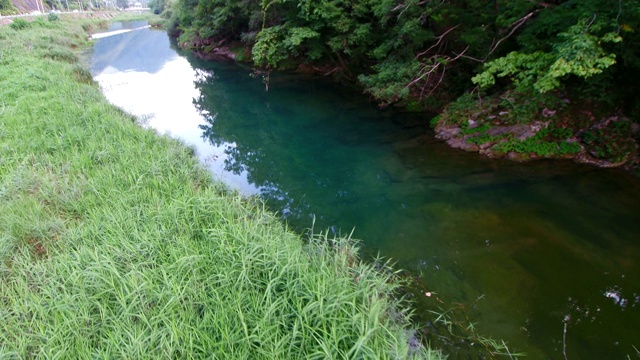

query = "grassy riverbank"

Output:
[[0, 18, 440, 358]]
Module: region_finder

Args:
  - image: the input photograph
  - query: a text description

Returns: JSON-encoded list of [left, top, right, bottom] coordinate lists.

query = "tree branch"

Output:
[[485, 10, 539, 59], [459, 10, 540, 63], [416, 25, 460, 59], [525, 0, 556, 8], [407, 47, 469, 98]]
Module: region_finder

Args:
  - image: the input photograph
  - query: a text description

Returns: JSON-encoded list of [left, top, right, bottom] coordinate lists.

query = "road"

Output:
[[0, 8, 149, 19]]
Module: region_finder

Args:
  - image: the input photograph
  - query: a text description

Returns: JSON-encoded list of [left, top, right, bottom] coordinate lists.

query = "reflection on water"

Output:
[[92, 21, 181, 75], [91, 23, 640, 360], [90, 26, 257, 194]]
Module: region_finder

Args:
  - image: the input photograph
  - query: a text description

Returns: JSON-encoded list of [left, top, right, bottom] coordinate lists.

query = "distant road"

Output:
[[1, 10, 81, 19], [0, 8, 149, 19]]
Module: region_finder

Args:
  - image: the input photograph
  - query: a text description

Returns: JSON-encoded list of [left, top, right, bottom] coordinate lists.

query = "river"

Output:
[[91, 22, 640, 359]]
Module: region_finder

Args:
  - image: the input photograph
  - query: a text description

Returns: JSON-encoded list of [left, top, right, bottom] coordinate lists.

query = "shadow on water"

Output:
[[91, 24, 640, 360]]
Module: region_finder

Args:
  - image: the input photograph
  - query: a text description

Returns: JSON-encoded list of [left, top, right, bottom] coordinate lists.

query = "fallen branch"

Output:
[[324, 67, 341, 76]]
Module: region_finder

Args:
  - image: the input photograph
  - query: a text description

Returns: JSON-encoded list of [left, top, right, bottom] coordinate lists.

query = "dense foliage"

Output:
[[162, 0, 638, 104], [161, 0, 640, 165], [0, 0, 18, 15]]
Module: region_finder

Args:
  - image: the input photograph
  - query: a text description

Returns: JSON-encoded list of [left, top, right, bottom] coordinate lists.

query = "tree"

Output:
[[473, 1, 629, 94], [168, 0, 640, 115]]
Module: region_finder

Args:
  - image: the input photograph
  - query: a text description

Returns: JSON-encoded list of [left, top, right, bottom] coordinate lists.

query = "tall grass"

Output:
[[0, 18, 441, 359]]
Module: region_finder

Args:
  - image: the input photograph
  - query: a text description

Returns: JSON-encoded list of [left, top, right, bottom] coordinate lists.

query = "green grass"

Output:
[[491, 128, 583, 158], [0, 17, 440, 359]]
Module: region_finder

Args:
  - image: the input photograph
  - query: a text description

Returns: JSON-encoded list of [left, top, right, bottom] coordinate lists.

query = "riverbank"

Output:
[[181, 34, 640, 174], [161, 1, 640, 175], [184, 34, 640, 174], [431, 91, 640, 173], [0, 18, 440, 358]]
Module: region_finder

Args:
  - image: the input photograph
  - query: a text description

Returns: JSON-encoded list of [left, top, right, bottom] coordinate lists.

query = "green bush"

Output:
[[31, 16, 49, 28], [48, 12, 60, 22], [460, 123, 490, 135], [0, 0, 18, 14], [148, 17, 165, 28], [549, 125, 573, 140], [491, 127, 581, 157], [429, 115, 441, 128], [581, 120, 635, 162], [442, 93, 477, 125], [9, 18, 30, 30], [42, 47, 79, 63]]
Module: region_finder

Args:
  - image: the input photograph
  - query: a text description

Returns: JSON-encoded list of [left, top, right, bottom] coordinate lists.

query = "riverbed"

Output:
[[91, 22, 640, 359]]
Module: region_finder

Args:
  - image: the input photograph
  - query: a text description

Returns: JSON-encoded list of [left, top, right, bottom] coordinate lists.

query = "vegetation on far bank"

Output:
[[152, 0, 640, 170], [0, 17, 441, 358]]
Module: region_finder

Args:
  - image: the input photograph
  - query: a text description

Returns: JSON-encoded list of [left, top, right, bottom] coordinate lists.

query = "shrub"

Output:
[[48, 12, 60, 22], [0, 0, 18, 14], [10, 18, 29, 30], [581, 120, 635, 162], [43, 47, 78, 63]]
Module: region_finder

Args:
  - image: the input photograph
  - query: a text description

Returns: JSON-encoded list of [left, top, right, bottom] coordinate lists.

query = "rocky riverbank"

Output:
[[432, 92, 640, 173]]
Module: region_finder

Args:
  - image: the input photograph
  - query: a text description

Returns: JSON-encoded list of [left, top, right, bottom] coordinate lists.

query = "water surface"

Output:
[[91, 23, 640, 359]]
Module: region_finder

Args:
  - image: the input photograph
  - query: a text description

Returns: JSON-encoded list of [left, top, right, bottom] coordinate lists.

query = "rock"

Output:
[[446, 137, 479, 152], [506, 152, 532, 162], [590, 116, 621, 130], [192, 46, 237, 62], [484, 124, 527, 138], [434, 125, 460, 140], [468, 119, 477, 128], [211, 47, 236, 60], [479, 141, 493, 150], [530, 121, 548, 132], [574, 153, 629, 168], [542, 108, 556, 118]]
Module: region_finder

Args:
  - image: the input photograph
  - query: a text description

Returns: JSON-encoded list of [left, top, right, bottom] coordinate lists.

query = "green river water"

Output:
[[91, 23, 640, 359]]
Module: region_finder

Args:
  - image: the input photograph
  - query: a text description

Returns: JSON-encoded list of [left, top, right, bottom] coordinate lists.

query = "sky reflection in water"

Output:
[[91, 27, 257, 195]]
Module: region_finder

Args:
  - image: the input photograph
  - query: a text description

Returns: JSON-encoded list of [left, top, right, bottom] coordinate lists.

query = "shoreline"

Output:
[[176, 37, 640, 175]]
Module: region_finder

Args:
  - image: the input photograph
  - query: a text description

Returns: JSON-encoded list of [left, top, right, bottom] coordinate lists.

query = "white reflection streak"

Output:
[[93, 53, 259, 196], [90, 26, 151, 40]]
